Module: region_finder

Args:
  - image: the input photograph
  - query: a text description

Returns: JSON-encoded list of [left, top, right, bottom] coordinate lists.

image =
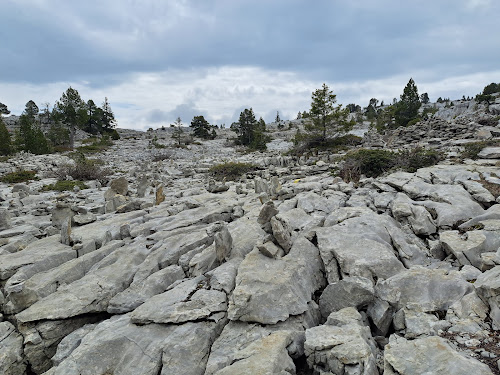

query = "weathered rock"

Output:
[[474, 266, 500, 329], [319, 276, 375, 318], [46, 314, 224, 375], [214, 225, 233, 263], [376, 267, 474, 313], [110, 176, 128, 195], [16, 240, 150, 323], [0, 321, 26, 375], [270, 215, 293, 252], [257, 241, 284, 259], [155, 184, 165, 205], [107, 265, 185, 313], [60, 216, 72, 245], [0, 208, 12, 231], [228, 236, 325, 324], [305, 308, 378, 375], [440, 229, 500, 270], [478, 146, 500, 159], [384, 335, 493, 375]]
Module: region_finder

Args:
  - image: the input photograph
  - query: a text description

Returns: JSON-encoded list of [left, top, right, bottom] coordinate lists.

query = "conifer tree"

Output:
[[394, 78, 421, 126], [190, 115, 211, 139]]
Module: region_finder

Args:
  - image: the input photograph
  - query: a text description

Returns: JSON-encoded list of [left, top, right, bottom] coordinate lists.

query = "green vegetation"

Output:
[[76, 135, 114, 154], [461, 140, 500, 160], [1, 170, 37, 183], [41, 180, 88, 192], [209, 162, 258, 181], [475, 82, 500, 104], [231, 108, 270, 150], [55, 153, 110, 183], [295, 83, 354, 148], [0, 117, 12, 156], [14, 101, 51, 155], [394, 78, 421, 127], [338, 147, 443, 182], [190, 115, 217, 139]]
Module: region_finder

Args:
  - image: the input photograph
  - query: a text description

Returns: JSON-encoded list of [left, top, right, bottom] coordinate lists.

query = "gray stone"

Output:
[[270, 215, 293, 252], [107, 265, 185, 313], [305, 308, 378, 375], [478, 147, 500, 159], [0, 208, 11, 231], [257, 201, 278, 226], [130, 276, 227, 324], [4, 241, 123, 314], [0, 321, 26, 375], [319, 276, 375, 318], [257, 241, 284, 259], [228, 237, 325, 324], [474, 266, 500, 329], [215, 225, 233, 263], [16, 240, 150, 323], [384, 335, 493, 375], [110, 176, 128, 195], [376, 267, 474, 312], [60, 216, 72, 245]]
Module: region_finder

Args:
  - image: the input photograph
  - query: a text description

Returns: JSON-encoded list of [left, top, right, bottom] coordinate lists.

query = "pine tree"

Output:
[[101, 97, 117, 132], [302, 83, 353, 145], [190, 115, 211, 139], [0, 102, 10, 115], [394, 78, 421, 126], [171, 117, 184, 146], [0, 117, 12, 155]]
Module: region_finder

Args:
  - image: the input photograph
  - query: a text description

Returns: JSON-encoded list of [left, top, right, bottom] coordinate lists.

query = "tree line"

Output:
[[0, 86, 117, 156]]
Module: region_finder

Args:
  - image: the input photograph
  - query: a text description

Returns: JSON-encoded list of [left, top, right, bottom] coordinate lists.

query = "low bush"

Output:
[[54, 154, 110, 184], [339, 147, 443, 182], [461, 140, 500, 160], [77, 135, 113, 154], [209, 162, 257, 181], [41, 180, 88, 192], [1, 170, 37, 183]]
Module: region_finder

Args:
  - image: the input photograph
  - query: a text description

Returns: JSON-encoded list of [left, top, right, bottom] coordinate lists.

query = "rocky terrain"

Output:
[[1, 99, 500, 375]]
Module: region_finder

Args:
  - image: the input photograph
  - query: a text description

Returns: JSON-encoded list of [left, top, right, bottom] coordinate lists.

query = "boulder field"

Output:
[[1, 119, 500, 374]]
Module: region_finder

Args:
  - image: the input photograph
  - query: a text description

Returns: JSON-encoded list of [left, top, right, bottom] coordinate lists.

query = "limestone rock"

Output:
[[384, 335, 493, 375], [0, 321, 26, 375], [110, 176, 128, 195], [228, 237, 325, 324], [474, 266, 500, 329], [305, 308, 378, 375]]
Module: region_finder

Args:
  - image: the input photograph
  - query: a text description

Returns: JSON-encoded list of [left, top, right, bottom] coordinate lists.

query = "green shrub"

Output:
[[209, 162, 257, 181], [406, 118, 421, 126], [41, 180, 88, 192], [339, 147, 443, 182], [1, 170, 37, 183], [461, 140, 500, 160], [55, 154, 110, 183], [77, 135, 113, 154]]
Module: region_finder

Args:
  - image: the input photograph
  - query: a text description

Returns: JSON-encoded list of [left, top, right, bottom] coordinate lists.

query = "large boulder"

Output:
[[228, 236, 325, 324], [474, 265, 500, 329], [0, 321, 26, 375], [305, 308, 378, 375]]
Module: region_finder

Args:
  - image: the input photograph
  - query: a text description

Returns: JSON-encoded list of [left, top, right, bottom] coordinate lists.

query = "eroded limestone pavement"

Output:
[[1, 106, 500, 374]]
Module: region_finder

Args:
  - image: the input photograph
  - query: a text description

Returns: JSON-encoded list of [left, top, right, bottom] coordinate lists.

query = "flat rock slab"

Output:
[[0, 321, 26, 375], [376, 267, 474, 312], [384, 335, 493, 375], [16, 241, 149, 323]]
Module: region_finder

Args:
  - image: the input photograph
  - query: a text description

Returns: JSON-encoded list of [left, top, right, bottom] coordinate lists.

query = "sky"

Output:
[[0, 0, 499, 130]]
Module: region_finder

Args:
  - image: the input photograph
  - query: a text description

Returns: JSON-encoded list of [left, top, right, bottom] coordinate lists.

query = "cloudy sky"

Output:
[[1, 0, 498, 130]]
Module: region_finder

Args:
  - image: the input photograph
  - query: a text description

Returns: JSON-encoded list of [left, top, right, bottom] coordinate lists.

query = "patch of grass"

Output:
[[209, 162, 258, 181], [77, 135, 114, 154], [290, 134, 363, 156], [1, 170, 38, 183], [0, 156, 10, 162], [41, 180, 88, 192], [461, 140, 500, 160]]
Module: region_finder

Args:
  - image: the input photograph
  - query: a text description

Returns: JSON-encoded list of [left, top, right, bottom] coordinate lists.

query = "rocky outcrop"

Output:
[[0, 122, 499, 374]]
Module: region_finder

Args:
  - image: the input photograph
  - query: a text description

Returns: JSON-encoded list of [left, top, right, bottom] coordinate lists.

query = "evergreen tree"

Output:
[[230, 108, 269, 150], [53, 87, 85, 147], [297, 112, 302, 119], [0, 117, 12, 155], [420, 93, 430, 104], [302, 83, 353, 145], [394, 78, 421, 127], [0, 102, 10, 115], [24, 100, 39, 118], [100, 97, 117, 132], [190, 115, 211, 139], [171, 117, 184, 146], [16, 102, 50, 155]]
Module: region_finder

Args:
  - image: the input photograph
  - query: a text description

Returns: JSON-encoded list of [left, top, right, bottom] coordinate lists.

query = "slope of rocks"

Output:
[[1, 113, 500, 374]]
